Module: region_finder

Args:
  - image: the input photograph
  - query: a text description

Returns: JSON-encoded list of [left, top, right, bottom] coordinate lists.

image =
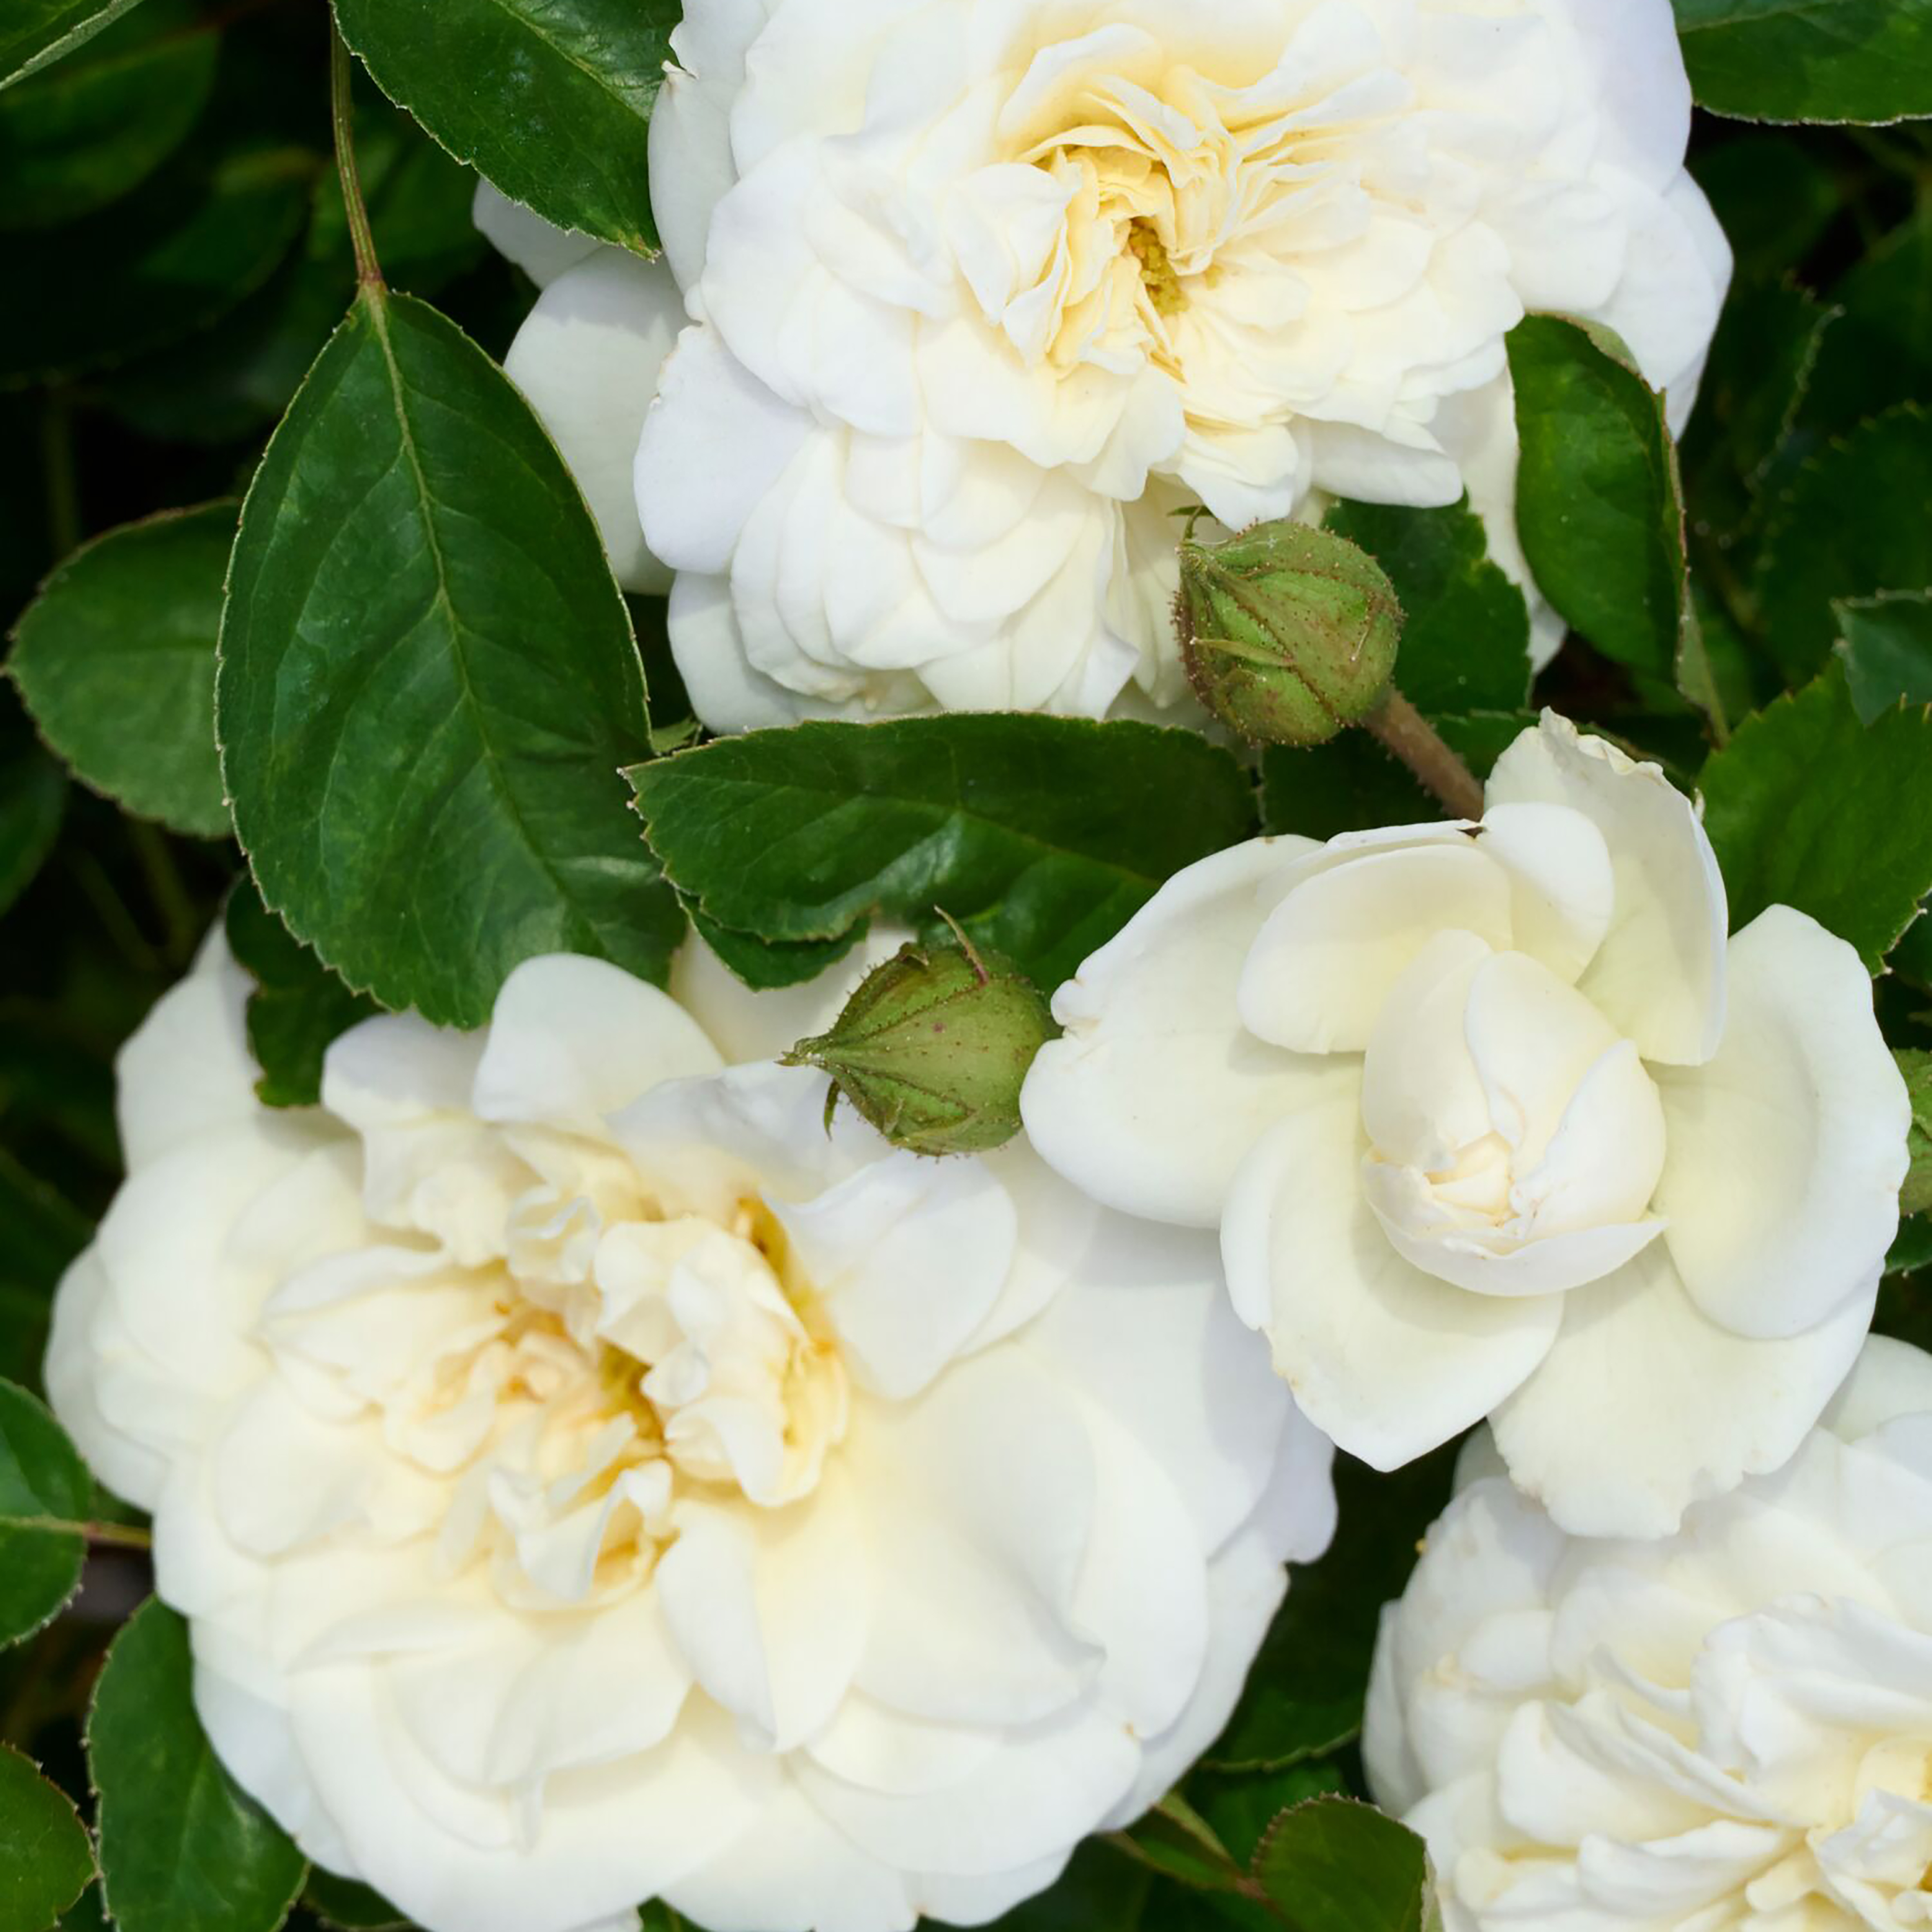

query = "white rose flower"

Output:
[[1366, 1337, 1932, 1932], [1022, 712, 1910, 1540], [46, 934, 1336, 1932], [487, 0, 1730, 731]]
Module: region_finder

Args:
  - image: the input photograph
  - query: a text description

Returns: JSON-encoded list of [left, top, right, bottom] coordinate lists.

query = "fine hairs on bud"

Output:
[[783, 915, 1058, 1159], [1176, 519, 1404, 748]]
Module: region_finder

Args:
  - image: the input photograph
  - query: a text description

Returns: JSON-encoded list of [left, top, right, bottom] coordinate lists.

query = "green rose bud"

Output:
[[784, 924, 1058, 1158], [1176, 519, 1404, 747]]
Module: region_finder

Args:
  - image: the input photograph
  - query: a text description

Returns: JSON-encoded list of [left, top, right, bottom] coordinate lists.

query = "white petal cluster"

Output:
[[1024, 713, 1910, 1539], [46, 937, 1334, 1932], [489, 0, 1729, 730], [1368, 1339, 1932, 1932]]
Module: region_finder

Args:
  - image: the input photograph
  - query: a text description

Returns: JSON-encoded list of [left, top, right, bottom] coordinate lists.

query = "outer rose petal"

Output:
[[1655, 908, 1909, 1342], [1490, 1242, 1879, 1540], [1022, 838, 1323, 1229], [1825, 1336, 1932, 1444], [471, 182, 599, 289], [1222, 1063, 1563, 1470], [473, 953, 723, 1134], [116, 931, 260, 1169], [669, 927, 904, 1066], [1486, 714, 1728, 1066], [504, 251, 685, 593]]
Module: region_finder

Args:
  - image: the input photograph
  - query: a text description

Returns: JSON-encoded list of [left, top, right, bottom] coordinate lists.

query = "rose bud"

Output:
[[1177, 520, 1404, 747], [786, 924, 1056, 1157]]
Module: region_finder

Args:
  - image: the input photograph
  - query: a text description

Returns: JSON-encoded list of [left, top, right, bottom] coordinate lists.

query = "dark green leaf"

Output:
[[1192, 1765, 1346, 1870], [302, 1873, 411, 1932], [1681, 282, 1837, 543], [1803, 205, 1932, 439], [59, 1885, 108, 1932], [1691, 135, 1842, 284], [1261, 712, 1530, 843], [332, 0, 678, 255], [1252, 1798, 1433, 1932], [0, 748, 65, 919], [1902, 1050, 1932, 1218], [1210, 1449, 1456, 1774], [90, 1600, 307, 1932], [0, 1744, 94, 1932], [219, 287, 681, 1028], [689, 909, 862, 993], [956, 1844, 1152, 1932], [0, 1379, 90, 1649], [1124, 1794, 1245, 1895], [0, 136, 313, 385], [1321, 500, 1531, 714], [1507, 317, 1713, 726], [0, 0, 151, 91], [1699, 663, 1932, 969], [1672, 0, 1932, 124], [1888, 1215, 1932, 1279], [1836, 593, 1932, 724], [0, 0, 216, 229], [10, 504, 234, 838], [1758, 406, 1932, 685], [224, 881, 379, 1109], [631, 718, 1259, 995]]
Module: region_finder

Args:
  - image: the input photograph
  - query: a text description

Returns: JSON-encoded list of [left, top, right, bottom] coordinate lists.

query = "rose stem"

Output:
[[329, 22, 384, 291], [1363, 687, 1487, 820]]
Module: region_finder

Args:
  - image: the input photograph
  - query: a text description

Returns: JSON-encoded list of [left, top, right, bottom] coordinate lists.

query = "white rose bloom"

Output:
[[1022, 712, 1910, 1540], [46, 934, 1336, 1932], [1367, 1337, 1932, 1932], [485, 0, 1730, 730]]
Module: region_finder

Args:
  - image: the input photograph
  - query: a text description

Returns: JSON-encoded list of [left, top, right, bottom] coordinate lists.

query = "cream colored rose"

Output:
[[485, 0, 1729, 730], [46, 935, 1335, 1932], [1024, 713, 1910, 1539], [1367, 1338, 1932, 1931]]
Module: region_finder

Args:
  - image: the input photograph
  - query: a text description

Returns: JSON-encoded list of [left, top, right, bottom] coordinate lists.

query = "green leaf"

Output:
[[1691, 135, 1842, 285], [0, 0, 151, 91], [1759, 406, 1932, 685], [689, 909, 864, 994], [9, 504, 234, 838], [219, 286, 681, 1028], [90, 1600, 306, 1932], [59, 1885, 108, 1932], [1321, 499, 1531, 714], [0, 747, 65, 919], [0, 1744, 94, 1932], [0, 0, 216, 230], [1252, 1798, 1433, 1932], [1681, 282, 1838, 544], [631, 717, 1259, 995], [302, 1873, 411, 1932], [1888, 1214, 1932, 1279], [332, 0, 679, 256], [1261, 712, 1530, 843], [1671, 0, 1932, 125], [1191, 1765, 1347, 1871], [1124, 1794, 1246, 1895], [224, 881, 379, 1109], [1210, 1449, 1457, 1775], [958, 1844, 1152, 1932], [0, 135, 313, 385], [1902, 1050, 1932, 1219], [1507, 317, 1714, 728], [1803, 205, 1932, 439], [0, 1379, 90, 1649], [0, 1147, 90, 1293], [1699, 663, 1932, 970], [1836, 593, 1932, 725]]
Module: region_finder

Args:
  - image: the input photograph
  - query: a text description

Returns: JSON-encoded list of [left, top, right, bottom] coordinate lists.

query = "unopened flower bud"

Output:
[[1177, 520, 1404, 747], [785, 926, 1057, 1158]]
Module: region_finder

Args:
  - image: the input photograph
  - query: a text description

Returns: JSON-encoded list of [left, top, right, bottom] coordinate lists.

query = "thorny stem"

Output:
[[1363, 686, 1487, 820], [330, 21, 383, 289]]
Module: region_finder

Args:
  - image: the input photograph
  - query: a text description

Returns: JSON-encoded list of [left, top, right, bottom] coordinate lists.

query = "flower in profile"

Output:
[[1023, 712, 1909, 1539], [1367, 1338, 1932, 1931], [46, 933, 1333, 1932], [484, 0, 1729, 731]]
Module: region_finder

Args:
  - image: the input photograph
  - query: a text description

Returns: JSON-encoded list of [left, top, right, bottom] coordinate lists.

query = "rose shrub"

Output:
[[1024, 713, 1911, 1538], [491, 0, 1728, 730], [46, 936, 1335, 1932], [1367, 1336, 1932, 1931]]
